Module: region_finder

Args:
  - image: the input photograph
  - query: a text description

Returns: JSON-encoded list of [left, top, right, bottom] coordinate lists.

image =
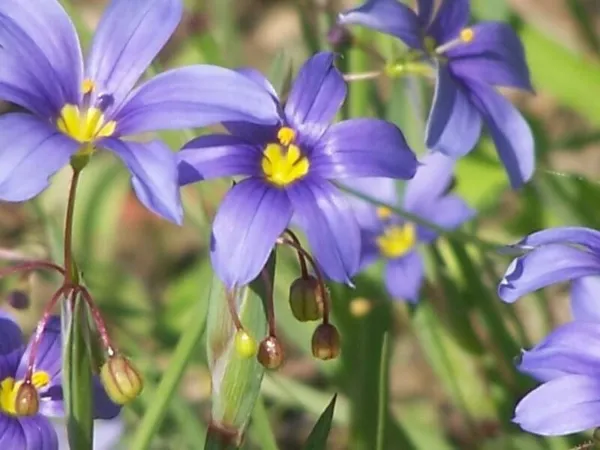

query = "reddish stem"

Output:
[[76, 286, 115, 356], [0, 261, 65, 279], [226, 288, 244, 331], [283, 229, 308, 278]]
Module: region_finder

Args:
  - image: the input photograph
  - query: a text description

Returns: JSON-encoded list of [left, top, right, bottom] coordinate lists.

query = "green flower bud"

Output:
[[257, 336, 284, 370], [14, 383, 39, 416], [100, 355, 143, 405], [288, 276, 324, 322], [311, 323, 341, 361], [234, 329, 257, 358]]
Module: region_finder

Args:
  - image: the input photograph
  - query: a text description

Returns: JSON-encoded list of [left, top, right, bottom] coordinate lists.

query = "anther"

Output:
[[81, 79, 95, 95], [277, 127, 296, 146], [460, 27, 474, 43]]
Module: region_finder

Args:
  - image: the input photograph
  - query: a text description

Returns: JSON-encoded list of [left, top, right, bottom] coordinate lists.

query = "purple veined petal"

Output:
[[514, 227, 600, 253], [425, 64, 482, 158], [0, 113, 79, 202], [17, 316, 61, 385], [102, 138, 183, 225], [235, 68, 279, 100], [518, 322, 600, 382], [85, 0, 183, 115], [427, 0, 470, 44], [514, 374, 600, 436], [287, 179, 360, 284], [337, 0, 423, 49], [448, 22, 533, 91], [341, 177, 397, 232], [0, 0, 82, 105], [177, 134, 262, 186], [384, 250, 424, 303], [467, 80, 534, 189], [311, 118, 418, 179], [417, 0, 434, 26], [571, 276, 600, 322], [210, 178, 293, 289], [498, 244, 600, 304], [0, 349, 23, 380], [413, 194, 475, 243], [113, 66, 280, 136], [359, 231, 381, 272], [0, 311, 23, 355], [284, 52, 347, 149], [19, 416, 59, 450], [403, 152, 455, 212]]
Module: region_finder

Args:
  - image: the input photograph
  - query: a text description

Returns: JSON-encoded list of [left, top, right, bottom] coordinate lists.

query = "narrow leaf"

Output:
[[303, 394, 338, 450]]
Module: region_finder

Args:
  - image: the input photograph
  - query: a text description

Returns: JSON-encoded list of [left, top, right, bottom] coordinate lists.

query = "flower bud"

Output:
[[7, 290, 30, 310], [257, 336, 284, 370], [234, 329, 257, 358], [14, 383, 39, 416], [100, 355, 143, 405], [327, 24, 353, 50], [311, 323, 341, 361], [289, 276, 324, 322]]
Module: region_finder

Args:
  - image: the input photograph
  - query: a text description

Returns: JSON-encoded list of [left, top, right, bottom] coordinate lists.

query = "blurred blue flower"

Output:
[[514, 321, 600, 435], [344, 153, 474, 302], [0, 312, 119, 450], [178, 52, 418, 288], [53, 414, 124, 450], [0, 0, 279, 224], [499, 227, 600, 320], [338, 0, 535, 188]]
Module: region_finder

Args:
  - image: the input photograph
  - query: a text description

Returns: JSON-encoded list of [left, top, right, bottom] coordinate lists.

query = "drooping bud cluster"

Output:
[[100, 355, 144, 405], [288, 275, 324, 322]]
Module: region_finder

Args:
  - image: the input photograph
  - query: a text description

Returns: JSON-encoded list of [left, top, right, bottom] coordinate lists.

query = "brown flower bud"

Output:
[[257, 336, 284, 370], [14, 382, 39, 416], [311, 323, 341, 361], [289, 276, 324, 322], [100, 355, 143, 405]]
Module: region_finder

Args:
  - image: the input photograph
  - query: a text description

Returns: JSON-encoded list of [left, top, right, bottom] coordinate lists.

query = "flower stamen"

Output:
[[81, 79, 95, 95], [0, 371, 50, 416], [57, 104, 116, 144], [434, 27, 475, 54], [261, 143, 309, 187], [376, 223, 416, 259], [277, 127, 296, 146]]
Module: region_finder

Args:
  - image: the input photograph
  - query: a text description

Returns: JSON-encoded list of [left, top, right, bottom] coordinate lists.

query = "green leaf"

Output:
[[247, 397, 279, 450], [302, 394, 338, 450]]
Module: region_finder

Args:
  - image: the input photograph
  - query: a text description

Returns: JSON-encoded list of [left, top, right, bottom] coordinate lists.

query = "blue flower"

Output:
[[345, 153, 474, 302], [0, 312, 119, 450], [177, 52, 418, 288], [0, 0, 278, 224], [338, 0, 535, 188], [514, 320, 600, 435], [498, 227, 600, 320]]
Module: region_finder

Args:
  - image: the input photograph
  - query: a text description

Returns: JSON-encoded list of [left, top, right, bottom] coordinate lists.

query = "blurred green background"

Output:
[[3, 0, 600, 449]]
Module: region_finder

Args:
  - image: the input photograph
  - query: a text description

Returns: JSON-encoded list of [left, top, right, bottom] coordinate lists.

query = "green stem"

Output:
[[64, 168, 81, 284], [129, 298, 208, 450]]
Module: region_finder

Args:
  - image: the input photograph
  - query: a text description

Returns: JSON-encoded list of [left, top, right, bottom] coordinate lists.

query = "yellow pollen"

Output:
[[277, 127, 296, 146], [460, 28, 474, 43], [261, 143, 309, 187], [376, 223, 416, 259], [376, 207, 393, 220], [0, 371, 50, 416], [81, 78, 95, 94], [57, 104, 116, 144]]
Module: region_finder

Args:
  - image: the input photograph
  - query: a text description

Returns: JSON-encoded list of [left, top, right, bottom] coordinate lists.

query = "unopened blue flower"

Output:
[[0, 312, 119, 450], [345, 153, 474, 302], [499, 227, 600, 319], [0, 0, 278, 224], [514, 320, 600, 435], [178, 52, 418, 288], [338, 0, 535, 188]]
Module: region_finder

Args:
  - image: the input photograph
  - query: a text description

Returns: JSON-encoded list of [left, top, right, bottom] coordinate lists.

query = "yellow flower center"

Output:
[[261, 127, 309, 187], [459, 27, 474, 43], [376, 207, 393, 220], [376, 223, 416, 259], [0, 371, 50, 416], [57, 104, 116, 144]]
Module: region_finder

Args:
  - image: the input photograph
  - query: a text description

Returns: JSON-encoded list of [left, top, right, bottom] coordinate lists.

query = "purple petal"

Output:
[[403, 152, 455, 212], [0, 415, 57, 450], [449, 22, 533, 91], [342, 177, 397, 232], [235, 68, 279, 99], [92, 377, 121, 420], [0, 350, 23, 380], [518, 322, 600, 382], [571, 276, 600, 322], [515, 227, 600, 253], [114, 66, 280, 136], [103, 138, 182, 225], [337, 0, 422, 49], [498, 245, 600, 303], [0, 311, 23, 355], [284, 52, 347, 148], [177, 134, 262, 185], [288, 179, 360, 284], [0, 113, 79, 202], [425, 64, 482, 158], [359, 231, 381, 272], [17, 316, 61, 385], [384, 250, 424, 302], [311, 118, 417, 180], [514, 374, 600, 436], [427, 0, 470, 44], [53, 415, 124, 450], [210, 178, 292, 288], [467, 80, 534, 189], [85, 0, 183, 114], [417, 0, 434, 25], [413, 194, 475, 242]]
